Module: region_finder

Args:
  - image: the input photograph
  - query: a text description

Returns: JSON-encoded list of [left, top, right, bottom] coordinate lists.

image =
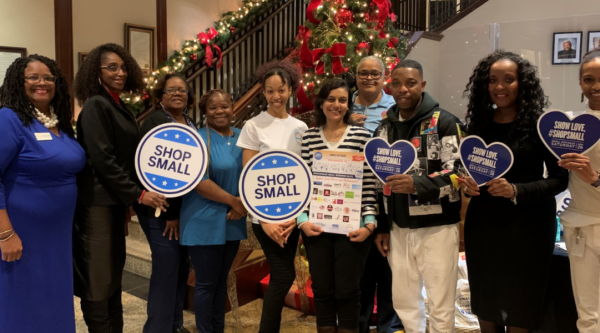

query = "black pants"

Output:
[[138, 215, 190, 333], [188, 241, 241, 333], [252, 223, 300, 333], [302, 231, 371, 330], [80, 288, 124, 333], [358, 244, 403, 333]]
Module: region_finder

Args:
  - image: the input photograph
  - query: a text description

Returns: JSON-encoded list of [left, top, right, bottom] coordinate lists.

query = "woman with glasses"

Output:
[[0, 55, 85, 333], [73, 43, 168, 333], [134, 73, 195, 333]]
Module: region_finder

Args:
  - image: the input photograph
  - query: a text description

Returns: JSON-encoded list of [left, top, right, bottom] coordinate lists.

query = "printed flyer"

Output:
[[309, 150, 364, 235]]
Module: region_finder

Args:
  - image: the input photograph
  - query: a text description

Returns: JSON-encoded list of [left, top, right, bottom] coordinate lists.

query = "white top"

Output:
[[560, 106, 600, 227], [237, 111, 308, 224]]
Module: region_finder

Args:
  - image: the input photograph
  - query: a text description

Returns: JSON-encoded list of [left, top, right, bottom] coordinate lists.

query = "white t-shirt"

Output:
[[237, 111, 308, 223]]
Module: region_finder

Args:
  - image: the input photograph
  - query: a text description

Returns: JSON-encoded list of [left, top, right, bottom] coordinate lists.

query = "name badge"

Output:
[[35, 132, 52, 141]]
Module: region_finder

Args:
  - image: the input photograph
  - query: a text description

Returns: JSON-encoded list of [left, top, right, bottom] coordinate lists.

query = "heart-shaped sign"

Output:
[[364, 138, 418, 183], [459, 136, 514, 186], [537, 110, 600, 159]]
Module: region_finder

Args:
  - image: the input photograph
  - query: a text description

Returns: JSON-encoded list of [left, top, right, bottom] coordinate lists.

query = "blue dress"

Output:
[[0, 108, 85, 332]]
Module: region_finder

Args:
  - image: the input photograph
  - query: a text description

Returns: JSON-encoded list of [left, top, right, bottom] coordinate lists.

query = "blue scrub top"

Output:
[[180, 127, 247, 246], [352, 90, 396, 135]]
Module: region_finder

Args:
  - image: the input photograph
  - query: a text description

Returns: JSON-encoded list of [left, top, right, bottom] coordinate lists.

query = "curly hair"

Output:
[[314, 79, 353, 127], [581, 47, 600, 78], [255, 59, 301, 91], [0, 54, 74, 136], [463, 50, 549, 144], [198, 89, 234, 114], [74, 43, 144, 106], [152, 73, 195, 110]]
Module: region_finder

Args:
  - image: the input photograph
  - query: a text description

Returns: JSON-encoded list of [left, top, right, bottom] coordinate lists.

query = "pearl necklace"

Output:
[[34, 106, 59, 129]]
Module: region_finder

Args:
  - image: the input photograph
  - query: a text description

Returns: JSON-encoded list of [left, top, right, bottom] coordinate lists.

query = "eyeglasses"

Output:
[[165, 88, 188, 95], [100, 65, 128, 73], [24, 75, 56, 84], [357, 71, 383, 80]]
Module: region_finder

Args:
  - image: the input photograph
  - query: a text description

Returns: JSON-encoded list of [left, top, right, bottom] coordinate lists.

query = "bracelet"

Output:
[[0, 231, 15, 242], [138, 190, 146, 204], [510, 183, 518, 205], [363, 225, 374, 236], [0, 229, 13, 236]]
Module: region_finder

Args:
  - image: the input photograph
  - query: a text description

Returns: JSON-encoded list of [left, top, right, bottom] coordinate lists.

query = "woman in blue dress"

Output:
[[180, 89, 247, 332], [0, 54, 86, 332]]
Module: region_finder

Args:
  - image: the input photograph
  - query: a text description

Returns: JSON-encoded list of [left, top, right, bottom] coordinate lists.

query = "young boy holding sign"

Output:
[[372, 60, 464, 333]]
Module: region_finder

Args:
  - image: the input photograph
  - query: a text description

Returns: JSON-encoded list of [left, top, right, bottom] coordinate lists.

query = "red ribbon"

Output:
[[372, 0, 392, 29], [197, 27, 223, 68], [297, 86, 314, 109], [312, 43, 347, 75], [306, 0, 323, 24], [300, 37, 314, 69]]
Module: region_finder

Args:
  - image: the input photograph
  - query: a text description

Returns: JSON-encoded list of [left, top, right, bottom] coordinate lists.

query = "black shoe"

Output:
[[173, 328, 191, 333]]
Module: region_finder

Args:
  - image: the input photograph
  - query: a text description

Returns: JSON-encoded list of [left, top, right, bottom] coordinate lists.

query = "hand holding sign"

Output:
[[459, 136, 514, 186], [537, 110, 600, 159], [135, 124, 208, 217]]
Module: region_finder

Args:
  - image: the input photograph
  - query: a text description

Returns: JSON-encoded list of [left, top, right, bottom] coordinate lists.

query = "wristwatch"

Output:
[[592, 171, 600, 188]]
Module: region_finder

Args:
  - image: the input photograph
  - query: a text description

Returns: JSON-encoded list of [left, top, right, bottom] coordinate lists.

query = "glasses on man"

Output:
[[357, 71, 383, 80], [24, 75, 57, 84], [165, 88, 188, 95], [100, 65, 128, 73]]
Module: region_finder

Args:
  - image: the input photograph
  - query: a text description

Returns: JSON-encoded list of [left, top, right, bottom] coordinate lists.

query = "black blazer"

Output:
[[76, 89, 143, 206]]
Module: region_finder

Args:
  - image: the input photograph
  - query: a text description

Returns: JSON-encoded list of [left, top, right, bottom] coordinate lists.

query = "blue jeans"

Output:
[[188, 241, 240, 333], [137, 216, 190, 333]]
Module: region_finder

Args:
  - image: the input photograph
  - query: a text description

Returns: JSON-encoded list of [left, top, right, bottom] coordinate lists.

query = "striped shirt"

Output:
[[301, 125, 377, 220]]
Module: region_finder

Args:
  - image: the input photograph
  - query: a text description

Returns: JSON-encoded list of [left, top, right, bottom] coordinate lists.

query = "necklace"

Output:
[[34, 106, 59, 129], [213, 127, 234, 145]]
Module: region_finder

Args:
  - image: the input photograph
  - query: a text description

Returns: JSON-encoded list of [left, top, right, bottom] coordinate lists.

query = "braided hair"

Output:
[[463, 50, 549, 144], [0, 54, 74, 136], [74, 43, 144, 106], [198, 89, 233, 113]]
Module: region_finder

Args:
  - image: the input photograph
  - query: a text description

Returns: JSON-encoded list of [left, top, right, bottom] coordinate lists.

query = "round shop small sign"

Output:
[[135, 123, 207, 198], [239, 150, 313, 223]]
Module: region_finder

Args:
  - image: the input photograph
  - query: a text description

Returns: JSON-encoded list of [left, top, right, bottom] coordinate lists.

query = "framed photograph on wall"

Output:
[[124, 23, 155, 75], [553, 32, 582, 65], [588, 31, 600, 52], [0, 46, 27, 83], [78, 52, 88, 69]]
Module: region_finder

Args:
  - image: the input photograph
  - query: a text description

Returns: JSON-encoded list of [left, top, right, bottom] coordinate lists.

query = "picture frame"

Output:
[[552, 32, 582, 65], [0, 46, 27, 83], [78, 52, 88, 69], [124, 23, 155, 75], [587, 31, 600, 52]]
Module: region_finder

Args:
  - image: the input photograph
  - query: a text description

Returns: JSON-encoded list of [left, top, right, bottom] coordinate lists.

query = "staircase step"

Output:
[[125, 236, 152, 279], [128, 217, 147, 243]]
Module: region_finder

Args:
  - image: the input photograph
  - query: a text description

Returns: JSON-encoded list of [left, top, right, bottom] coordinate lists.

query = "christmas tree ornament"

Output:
[[356, 42, 370, 54], [334, 8, 354, 28], [307, 82, 315, 92]]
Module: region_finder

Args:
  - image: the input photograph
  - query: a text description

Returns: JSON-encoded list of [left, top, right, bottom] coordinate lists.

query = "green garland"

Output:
[[123, 0, 282, 115]]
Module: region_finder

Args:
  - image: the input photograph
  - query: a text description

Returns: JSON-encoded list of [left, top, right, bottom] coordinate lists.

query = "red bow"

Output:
[[372, 0, 393, 29], [197, 27, 223, 68], [299, 36, 314, 69], [306, 0, 323, 24], [312, 43, 347, 75]]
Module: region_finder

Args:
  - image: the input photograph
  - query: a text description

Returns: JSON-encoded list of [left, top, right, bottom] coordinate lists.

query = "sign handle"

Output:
[[155, 207, 161, 218]]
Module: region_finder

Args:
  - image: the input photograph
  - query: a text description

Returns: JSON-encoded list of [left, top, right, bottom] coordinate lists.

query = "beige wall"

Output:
[[73, 0, 156, 75], [406, 37, 441, 100], [449, 0, 600, 30], [429, 0, 600, 119], [167, 0, 241, 54], [0, 0, 55, 58]]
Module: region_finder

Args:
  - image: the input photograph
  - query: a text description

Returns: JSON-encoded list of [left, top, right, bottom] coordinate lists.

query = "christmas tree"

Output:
[[291, 0, 407, 112]]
